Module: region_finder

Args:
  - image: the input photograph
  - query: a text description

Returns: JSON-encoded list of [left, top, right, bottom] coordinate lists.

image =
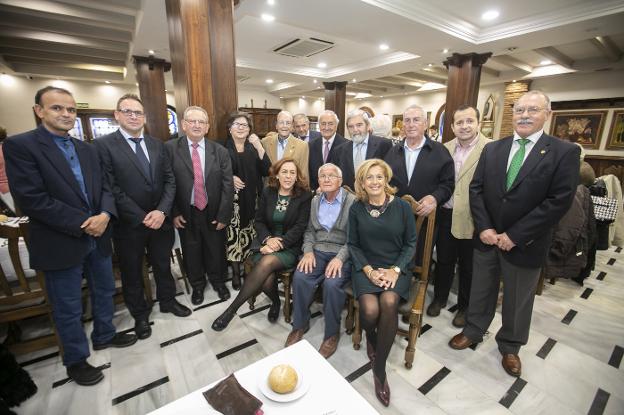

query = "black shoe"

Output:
[[268, 300, 281, 323], [135, 319, 152, 340], [231, 274, 241, 291], [426, 300, 446, 317], [93, 332, 138, 350], [160, 300, 192, 317], [191, 288, 205, 305], [211, 310, 235, 331], [216, 285, 231, 300], [66, 361, 104, 386]]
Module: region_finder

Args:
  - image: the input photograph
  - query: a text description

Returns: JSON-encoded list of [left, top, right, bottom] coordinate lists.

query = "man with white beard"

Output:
[[334, 109, 392, 190]]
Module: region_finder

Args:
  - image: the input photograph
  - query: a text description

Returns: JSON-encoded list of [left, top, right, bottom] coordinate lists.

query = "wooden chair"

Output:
[[244, 258, 293, 323], [0, 222, 60, 355], [345, 194, 437, 369]]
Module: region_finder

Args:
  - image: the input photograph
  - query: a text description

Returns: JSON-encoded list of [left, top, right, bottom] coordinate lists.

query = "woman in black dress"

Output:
[[348, 159, 417, 407], [212, 158, 312, 331], [223, 112, 272, 289]]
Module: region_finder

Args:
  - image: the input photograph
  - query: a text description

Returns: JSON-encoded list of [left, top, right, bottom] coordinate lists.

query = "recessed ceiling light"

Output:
[[512, 79, 517, 82], [317, 86, 321, 89], [105, 80, 111, 84], [265, 79, 274, 84], [380, 96, 384, 98], [267, 0, 275, 5], [427, 63, 433, 67], [279, 96, 283, 98], [313, 79, 317, 83], [317, 62, 327, 68], [482, 10, 499, 20], [352, 78, 356, 82], [379, 44, 389, 50], [443, 48, 449, 53], [261, 13, 275, 22], [148, 49, 155, 55], [301, 96, 306, 98], [135, 83, 139, 86], [540, 59, 552, 65]]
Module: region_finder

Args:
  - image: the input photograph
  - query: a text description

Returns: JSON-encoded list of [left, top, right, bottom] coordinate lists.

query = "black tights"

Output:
[[359, 291, 400, 384], [224, 255, 282, 314]]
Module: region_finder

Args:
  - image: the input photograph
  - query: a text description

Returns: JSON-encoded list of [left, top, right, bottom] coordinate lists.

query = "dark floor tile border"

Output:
[[20, 351, 60, 367], [112, 376, 170, 406], [118, 321, 155, 336], [561, 309, 577, 325], [310, 311, 323, 319], [608, 345, 623, 369], [216, 339, 258, 360], [499, 377, 527, 408], [160, 329, 204, 348], [615, 247, 622, 253], [239, 304, 271, 318], [52, 362, 111, 389], [607, 258, 616, 265], [418, 367, 451, 395], [596, 271, 607, 281], [587, 388, 610, 415], [193, 298, 227, 312], [420, 323, 433, 337], [580, 288, 594, 299], [447, 304, 459, 313], [345, 361, 372, 383], [536, 338, 557, 359]]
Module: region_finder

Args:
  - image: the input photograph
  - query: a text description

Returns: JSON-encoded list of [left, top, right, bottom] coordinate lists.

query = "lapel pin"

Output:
[[540, 150, 546, 154]]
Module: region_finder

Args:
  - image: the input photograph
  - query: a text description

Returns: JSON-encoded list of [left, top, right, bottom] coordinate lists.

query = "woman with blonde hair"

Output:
[[348, 159, 417, 406]]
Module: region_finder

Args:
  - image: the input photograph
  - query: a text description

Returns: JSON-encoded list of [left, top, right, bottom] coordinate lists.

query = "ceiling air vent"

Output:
[[273, 37, 334, 58]]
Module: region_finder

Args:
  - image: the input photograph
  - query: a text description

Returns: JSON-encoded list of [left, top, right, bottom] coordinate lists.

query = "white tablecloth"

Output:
[[149, 340, 378, 415]]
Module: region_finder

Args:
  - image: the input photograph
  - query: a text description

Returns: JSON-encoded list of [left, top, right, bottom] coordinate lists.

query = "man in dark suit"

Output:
[[4, 86, 136, 386], [384, 105, 454, 216], [308, 110, 347, 190], [95, 94, 191, 341], [335, 109, 392, 190], [293, 113, 321, 143], [449, 91, 580, 378], [166, 106, 233, 305]]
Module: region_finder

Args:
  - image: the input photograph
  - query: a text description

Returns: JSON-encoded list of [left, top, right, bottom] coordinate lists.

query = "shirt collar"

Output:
[[320, 188, 343, 205], [186, 136, 205, 148], [404, 137, 426, 152], [455, 134, 480, 149], [322, 134, 336, 146], [513, 129, 543, 144], [119, 127, 144, 140], [40, 124, 71, 141]]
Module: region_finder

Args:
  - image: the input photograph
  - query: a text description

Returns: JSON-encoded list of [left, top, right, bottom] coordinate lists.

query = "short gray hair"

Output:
[[277, 110, 293, 121], [184, 106, 208, 121], [318, 109, 339, 124], [403, 104, 426, 118], [516, 90, 552, 111], [293, 113, 309, 124], [318, 162, 343, 178], [346, 109, 370, 126]]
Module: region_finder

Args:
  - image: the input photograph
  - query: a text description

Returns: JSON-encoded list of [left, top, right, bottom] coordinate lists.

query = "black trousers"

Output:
[[178, 207, 227, 290], [433, 207, 473, 310], [115, 225, 177, 321]]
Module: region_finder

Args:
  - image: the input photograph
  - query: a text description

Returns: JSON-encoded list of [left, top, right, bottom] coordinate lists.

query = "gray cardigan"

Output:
[[302, 189, 356, 262]]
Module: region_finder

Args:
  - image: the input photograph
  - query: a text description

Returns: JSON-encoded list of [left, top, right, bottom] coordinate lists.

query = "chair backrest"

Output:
[[400, 194, 436, 283]]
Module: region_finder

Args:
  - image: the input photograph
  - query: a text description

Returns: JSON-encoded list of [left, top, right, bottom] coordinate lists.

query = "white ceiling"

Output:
[[1, 0, 623, 101]]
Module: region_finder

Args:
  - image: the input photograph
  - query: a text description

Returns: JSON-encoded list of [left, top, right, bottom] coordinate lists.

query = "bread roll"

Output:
[[268, 364, 298, 394], [0, 215, 7, 223]]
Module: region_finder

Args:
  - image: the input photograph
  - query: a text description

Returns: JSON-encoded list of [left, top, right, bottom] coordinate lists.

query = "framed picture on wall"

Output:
[[606, 110, 624, 150], [549, 110, 608, 149], [392, 114, 403, 130]]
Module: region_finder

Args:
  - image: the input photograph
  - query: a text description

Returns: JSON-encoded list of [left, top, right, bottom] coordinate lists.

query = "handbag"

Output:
[[591, 195, 618, 222]]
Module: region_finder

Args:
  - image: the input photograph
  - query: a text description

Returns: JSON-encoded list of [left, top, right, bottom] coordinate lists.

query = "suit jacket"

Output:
[[299, 130, 321, 143], [4, 125, 117, 271], [335, 135, 392, 190], [165, 136, 234, 225], [470, 133, 580, 268], [95, 130, 175, 234], [308, 134, 347, 190], [444, 133, 491, 239], [261, 132, 310, 184], [384, 137, 454, 203], [253, 187, 312, 254]]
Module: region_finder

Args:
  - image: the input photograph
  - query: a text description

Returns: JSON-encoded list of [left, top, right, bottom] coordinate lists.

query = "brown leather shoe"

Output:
[[284, 328, 305, 347], [319, 334, 339, 359], [373, 373, 390, 407], [502, 354, 522, 377], [366, 339, 376, 362], [448, 333, 477, 350], [452, 310, 466, 328]]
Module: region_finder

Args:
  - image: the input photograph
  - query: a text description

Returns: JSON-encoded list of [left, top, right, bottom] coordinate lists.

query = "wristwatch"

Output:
[[392, 265, 401, 274]]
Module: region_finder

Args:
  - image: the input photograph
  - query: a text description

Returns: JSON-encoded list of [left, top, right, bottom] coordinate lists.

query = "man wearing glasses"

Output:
[[285, 163, 356, 358], [449, 91, 580, 378], [96, 94, 191, 342], [166, 106, 233, 305], [261, 110, 309, 184]]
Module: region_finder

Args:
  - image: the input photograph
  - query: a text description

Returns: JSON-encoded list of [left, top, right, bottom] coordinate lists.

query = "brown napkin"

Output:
[[203, 374, 263, 415]]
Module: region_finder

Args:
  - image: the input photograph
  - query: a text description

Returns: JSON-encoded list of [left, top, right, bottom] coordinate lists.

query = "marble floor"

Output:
[[9, 246, 624, 415]]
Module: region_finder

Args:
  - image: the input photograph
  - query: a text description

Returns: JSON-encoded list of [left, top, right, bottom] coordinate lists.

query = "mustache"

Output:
[[516, 119, 533, 125], [351, 133, 367, 144]]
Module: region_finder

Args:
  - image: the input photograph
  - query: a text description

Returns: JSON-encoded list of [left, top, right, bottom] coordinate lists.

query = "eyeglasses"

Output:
[[119, 109, 145, 117], [319, 174, 340, 181], [513, 106, 545, 115], [185, 119, 207, 125], [232, 122, 249, 128], [277, 120, 292, 126], [403, 117, 424, 124], [319, 122, 336, 127]]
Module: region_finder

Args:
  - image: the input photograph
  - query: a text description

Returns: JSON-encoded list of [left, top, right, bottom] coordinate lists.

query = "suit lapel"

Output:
[[496, 137, 514, 194], [394, 145, 409, 186], [508, 134, 550, 192], [345, 142, 355, 176], [178, 136, 193, 175], [285, 136, 297, 159], [366, 136, 379, 158], [115, 131, 151, 183], [74, 139, 93, 206], [204, 140, 216, 182], [456, 135, 486, 183], [144, 135, 158, 181]]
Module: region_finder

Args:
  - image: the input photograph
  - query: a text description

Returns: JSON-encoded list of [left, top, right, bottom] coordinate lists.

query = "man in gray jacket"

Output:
[[285, 163, 356, 358]]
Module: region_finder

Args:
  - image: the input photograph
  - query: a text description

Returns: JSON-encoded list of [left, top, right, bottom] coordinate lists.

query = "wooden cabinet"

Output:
[[238, 107, 281, 138]]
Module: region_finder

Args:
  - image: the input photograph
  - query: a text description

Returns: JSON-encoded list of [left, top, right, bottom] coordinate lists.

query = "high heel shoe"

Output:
[[267, 300, 281, 323], [211, 310, 235, 331], [373, 373, 390, 407], [366, 339, 376, 362]]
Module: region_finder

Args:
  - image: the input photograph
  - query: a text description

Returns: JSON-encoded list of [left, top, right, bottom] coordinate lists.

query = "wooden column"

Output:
[[499, 80, 531, 138], [442, 52, 491, 143], [133, 55, 171, 141], [323, 81, 347, 136], [165, 0, 237, 140]]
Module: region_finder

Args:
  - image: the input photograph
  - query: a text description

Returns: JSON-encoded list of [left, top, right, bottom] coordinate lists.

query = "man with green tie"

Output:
[[448, 91, 580, 378]]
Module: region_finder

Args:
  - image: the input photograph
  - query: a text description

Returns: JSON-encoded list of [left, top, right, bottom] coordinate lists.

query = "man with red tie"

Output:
[[166, 106, 234, 305]]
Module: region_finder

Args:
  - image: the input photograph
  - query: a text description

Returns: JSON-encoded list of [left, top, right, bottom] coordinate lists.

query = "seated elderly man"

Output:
[[285, 163, 356, 358]]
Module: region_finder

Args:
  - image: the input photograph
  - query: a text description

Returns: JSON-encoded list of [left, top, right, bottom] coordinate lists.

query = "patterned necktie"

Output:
[[191, 143, 207, 210], [323, 140, 330, 163], [354, 144, 364, 170], [128, 137, 151, 182], [506, 138, 530, 190]]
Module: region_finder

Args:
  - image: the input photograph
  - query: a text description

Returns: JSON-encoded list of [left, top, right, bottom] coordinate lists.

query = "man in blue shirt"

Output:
[[4, 86, 136, 386]]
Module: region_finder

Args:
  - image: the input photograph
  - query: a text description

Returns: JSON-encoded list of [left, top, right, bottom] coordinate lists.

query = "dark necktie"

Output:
[[128, 137, 151, 182]]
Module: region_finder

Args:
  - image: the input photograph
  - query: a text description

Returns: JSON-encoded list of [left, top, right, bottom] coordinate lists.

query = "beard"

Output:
[[351, 132, 368, 144]]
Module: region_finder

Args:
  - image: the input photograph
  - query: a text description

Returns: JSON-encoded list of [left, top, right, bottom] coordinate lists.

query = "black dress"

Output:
[[223, 138, 271, 261]]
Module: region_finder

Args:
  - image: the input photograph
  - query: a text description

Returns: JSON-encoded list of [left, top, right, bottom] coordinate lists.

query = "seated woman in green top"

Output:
[[348, 159, 417, 407], [212, 158, 312, 331]]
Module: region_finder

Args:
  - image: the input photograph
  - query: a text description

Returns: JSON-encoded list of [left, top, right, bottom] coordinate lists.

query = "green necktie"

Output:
[[506, 138, 530, 190]]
